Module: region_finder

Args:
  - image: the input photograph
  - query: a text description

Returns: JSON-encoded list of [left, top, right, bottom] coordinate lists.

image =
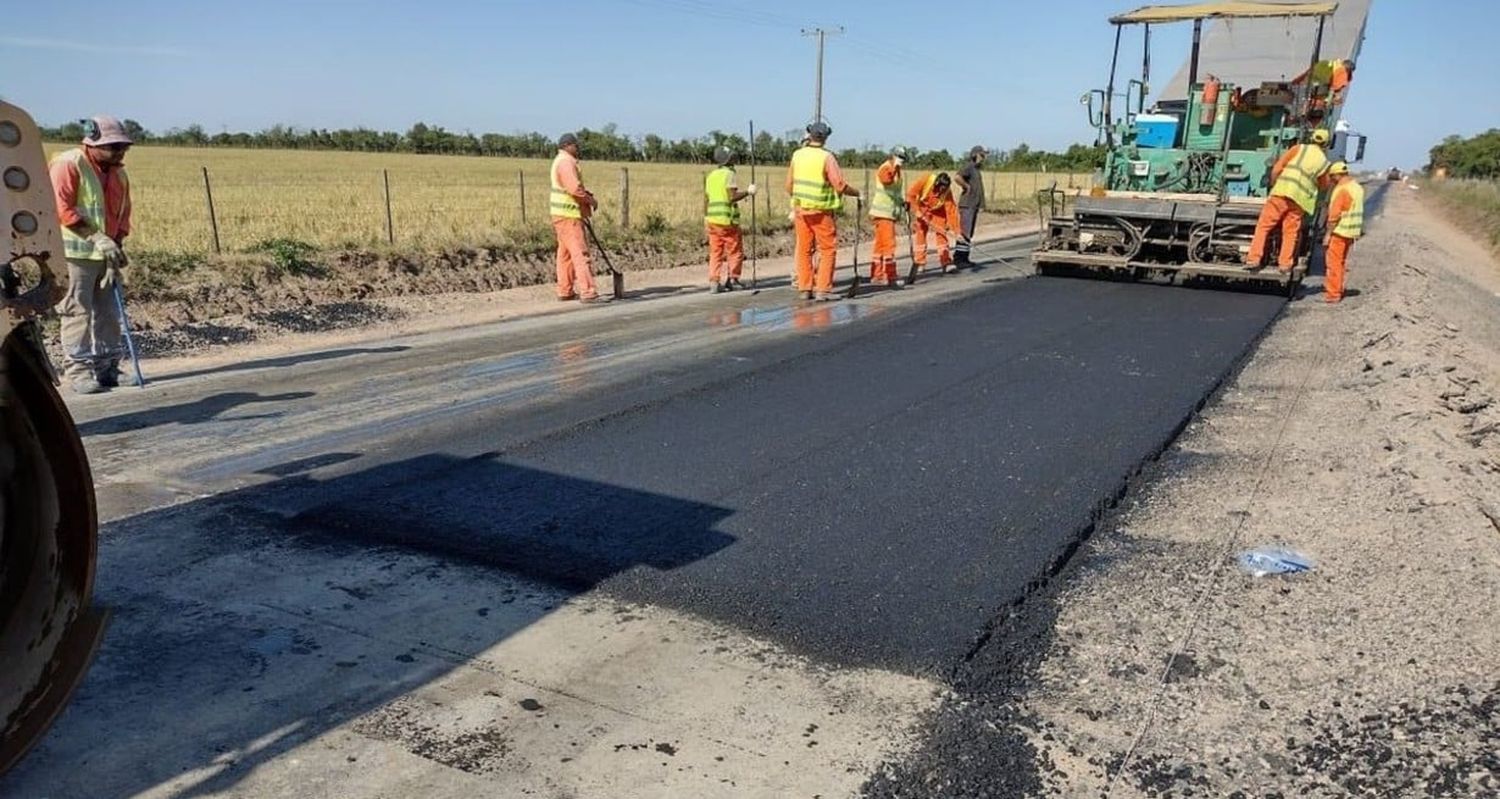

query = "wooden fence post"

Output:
[[518, 169, 527, 225], [201, 166, 221, 254], [620, 167, 630, 229], [382, 169, 395, 245]]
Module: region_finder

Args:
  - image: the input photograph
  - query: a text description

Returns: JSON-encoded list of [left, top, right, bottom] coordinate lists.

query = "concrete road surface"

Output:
[[4, 235, 1287, 797]]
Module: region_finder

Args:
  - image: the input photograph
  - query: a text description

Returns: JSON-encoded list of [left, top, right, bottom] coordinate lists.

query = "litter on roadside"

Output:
[[1237, 547, 1315, 577]]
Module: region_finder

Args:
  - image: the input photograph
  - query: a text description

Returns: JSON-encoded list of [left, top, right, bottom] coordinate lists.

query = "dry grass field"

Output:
[[46, 144, 1094, 253]]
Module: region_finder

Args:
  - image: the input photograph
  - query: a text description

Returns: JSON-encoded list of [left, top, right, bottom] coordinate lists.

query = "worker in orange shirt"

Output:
[[704, 145, 756, 292], [549, 132, 608, 304], [866, 146, 909, 287], [905, 171, 961, 276], [1245, 129, 1331, 272], [1322, 161, 1364, 304], [785, 122, 861, 301]]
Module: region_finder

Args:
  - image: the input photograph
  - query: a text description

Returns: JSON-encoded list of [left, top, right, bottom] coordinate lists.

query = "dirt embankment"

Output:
[[864, 184, 1500, 797]]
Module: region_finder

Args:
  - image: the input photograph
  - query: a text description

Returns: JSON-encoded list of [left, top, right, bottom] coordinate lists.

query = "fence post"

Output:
[[620, 167, 630, 229], [382, 169, 395, 245], [863, 167, 870, 201], [518, 169, 527, 225], [200, 166, 221, 254]]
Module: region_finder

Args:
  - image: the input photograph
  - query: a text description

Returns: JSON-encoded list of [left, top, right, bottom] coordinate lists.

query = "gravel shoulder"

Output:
[[866, 183, 1500, 797]]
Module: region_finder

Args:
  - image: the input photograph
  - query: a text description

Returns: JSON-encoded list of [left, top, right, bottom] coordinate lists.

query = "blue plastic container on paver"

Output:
[[1136, 114, 1180, 148]]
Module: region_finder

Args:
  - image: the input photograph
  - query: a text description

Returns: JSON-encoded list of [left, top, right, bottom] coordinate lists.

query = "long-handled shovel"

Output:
[[748, 120, 758, 293], [582, 218, 625, 300], [111, 282, 146, 387], [845, 198, 863, 300]]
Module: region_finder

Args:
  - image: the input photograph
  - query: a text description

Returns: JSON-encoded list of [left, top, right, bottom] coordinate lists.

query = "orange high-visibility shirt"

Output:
[[1327, 177, 1356, 231], [877, 160, 900, 187], [1330, 63, 1351, 93], [49, 149, 132, 239], [905, 173, 959, 229]]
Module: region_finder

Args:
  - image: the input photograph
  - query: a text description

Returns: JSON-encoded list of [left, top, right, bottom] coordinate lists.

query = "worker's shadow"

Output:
[[3, 453, 735, 799], [76, 391, 316, 436]]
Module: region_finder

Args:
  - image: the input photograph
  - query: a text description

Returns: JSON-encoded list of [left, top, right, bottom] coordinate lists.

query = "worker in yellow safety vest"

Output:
[[550, 132, 608, 304], [784, 121, 861, 301], [704, 146, 757, 293], [867, 146, 909, 287], [1245, 128, 1331, 272], [1322, 161, 1364, 303], [49, 115, 135, 394]]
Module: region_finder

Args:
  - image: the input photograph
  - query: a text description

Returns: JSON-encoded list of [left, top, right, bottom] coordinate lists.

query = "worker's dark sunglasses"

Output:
[[102, 143, 131, 152]]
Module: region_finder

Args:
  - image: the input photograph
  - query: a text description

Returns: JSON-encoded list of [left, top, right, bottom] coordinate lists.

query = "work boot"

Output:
[[800, 290, 815, 301], [578, 294, 613, 305], [95, 364, 121, 389], [814, 292, 843, 302], [942, 264, 958, 275], [711, 282, 724, 294], [71, 376, 107, 395], [726, 278, 744, 291], [558, 293, 579, 302]]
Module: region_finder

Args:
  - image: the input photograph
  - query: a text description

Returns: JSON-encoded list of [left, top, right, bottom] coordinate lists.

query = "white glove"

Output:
[[100, 264, 122, 290], [787, 210, 796, 222], [746, 183, 758, 196], [89, 233, 125, 268]]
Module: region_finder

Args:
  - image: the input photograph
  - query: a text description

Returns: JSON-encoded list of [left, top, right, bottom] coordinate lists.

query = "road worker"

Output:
[[952, 146, 988, 268], [49, 115, 134, 394], [1322, 161, 1364, 304], [785, 122, 860, 301], [906, 171, 961, 276], [550, 132, 608, 304], [867, 146, 908, 287], [1294, 59, 1354, 105], [1245, 128, 1331, 272], [704, 146, 756, 293]]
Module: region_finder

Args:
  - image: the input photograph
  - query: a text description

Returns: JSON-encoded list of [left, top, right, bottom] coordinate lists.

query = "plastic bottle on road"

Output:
[[1237, 547, 1314, 577]]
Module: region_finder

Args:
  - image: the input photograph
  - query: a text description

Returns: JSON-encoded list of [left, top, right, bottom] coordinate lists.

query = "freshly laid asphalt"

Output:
[[299, 276, 1285, 675]]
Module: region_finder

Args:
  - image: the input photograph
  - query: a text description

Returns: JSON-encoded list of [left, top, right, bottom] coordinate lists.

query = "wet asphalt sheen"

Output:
[[299, 277, 1285, 675]]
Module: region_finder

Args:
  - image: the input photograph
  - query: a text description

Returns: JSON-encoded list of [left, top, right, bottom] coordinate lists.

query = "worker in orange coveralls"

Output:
[[1322, 161, 1364, 304], [549, 132, 608, 304], [866, 146, 909, 287], [905, 171, 961, 276], [1245, 128, 1330, 272], [785, 121, 861, 301], [704, 145, 756, 293]]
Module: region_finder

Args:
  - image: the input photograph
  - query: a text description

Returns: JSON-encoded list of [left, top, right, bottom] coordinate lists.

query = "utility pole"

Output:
[[801, 26, 843, 123]]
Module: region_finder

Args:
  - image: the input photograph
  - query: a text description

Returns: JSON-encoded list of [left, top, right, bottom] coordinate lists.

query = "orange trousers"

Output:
[[794, 211, 839, 293], [707, 223, 744, 282], [1247, 195, 1304, 269], [1324, 234, 1354, 302], [912, 214, 952, 269], [869, 218, 899, 284], [552, 217, 599, 299]]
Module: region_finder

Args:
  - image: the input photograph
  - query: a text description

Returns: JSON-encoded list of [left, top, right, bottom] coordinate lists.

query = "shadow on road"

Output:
[[77, 391, 317, 436], [154, 346, 411, 383], [2, 453, 735, 798]]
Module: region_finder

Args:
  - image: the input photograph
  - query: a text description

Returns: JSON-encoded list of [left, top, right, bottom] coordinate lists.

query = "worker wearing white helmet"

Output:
[[1246, 128, 1332, 272], [867, 146, 909, 287], [704, 145, 756, 293], [785, 121, 861, 301], [48, 115, 135, 394]]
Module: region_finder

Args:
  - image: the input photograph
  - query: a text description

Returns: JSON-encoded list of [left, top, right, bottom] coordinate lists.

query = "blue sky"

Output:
[[4, 0, 1496, 168]]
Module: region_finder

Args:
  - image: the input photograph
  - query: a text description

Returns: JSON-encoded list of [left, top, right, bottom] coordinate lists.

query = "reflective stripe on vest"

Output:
[[790, 146, 841, 211], [1271, 143, 1329, 215], [1332, 180, 1365, 239], [869, 161, 903, 220], [550, 152, 582, 219], [704, 166, 740, 226], [53, 148, 128, 260]]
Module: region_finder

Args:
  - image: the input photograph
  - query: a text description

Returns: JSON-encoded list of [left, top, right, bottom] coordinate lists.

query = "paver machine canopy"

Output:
[[1033, 0, 1372, 293], [0, 99, 107, 776]]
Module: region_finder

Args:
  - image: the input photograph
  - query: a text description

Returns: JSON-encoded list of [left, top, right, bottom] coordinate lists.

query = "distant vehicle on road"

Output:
[[1387, 167, 1403, 181]]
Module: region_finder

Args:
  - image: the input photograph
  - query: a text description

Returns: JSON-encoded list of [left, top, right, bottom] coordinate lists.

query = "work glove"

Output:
[[89, 232, 125, 268], [746, 183, 758, 196], [787, 210, 796, 222], [100, 264, 123, 291]]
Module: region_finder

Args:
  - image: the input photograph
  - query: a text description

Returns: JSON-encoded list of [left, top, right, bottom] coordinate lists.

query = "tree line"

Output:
[[41, 119, 1106, 172], [1428, 130, 1500, 180]]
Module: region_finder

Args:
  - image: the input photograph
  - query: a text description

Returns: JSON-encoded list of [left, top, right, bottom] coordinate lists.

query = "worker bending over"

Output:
[[704, 146, 756, 293], [867, 146, 908, 287], [50, 115, 134, 394], [1322, 161, 1364, 304], [906, 172, 961, 276], [550, 133, 608, 304], [1246, 128, 1331, 273], [786, 122, 860, 301]]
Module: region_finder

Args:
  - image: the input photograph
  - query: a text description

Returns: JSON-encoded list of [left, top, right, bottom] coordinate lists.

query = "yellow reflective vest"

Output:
[[869, 160, 903, 220], [789, 145, 841, 212], [704, 166, 740, 227], [550, 152, 582, 219], [1270, 143, 1329, 215], [1331, 179, 1365, 239], [51, 148, 130, 261]]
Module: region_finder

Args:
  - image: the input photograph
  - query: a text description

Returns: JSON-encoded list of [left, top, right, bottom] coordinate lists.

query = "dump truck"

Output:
[[1033, 0, 1373, 293], [0, 100, 107, 775]]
